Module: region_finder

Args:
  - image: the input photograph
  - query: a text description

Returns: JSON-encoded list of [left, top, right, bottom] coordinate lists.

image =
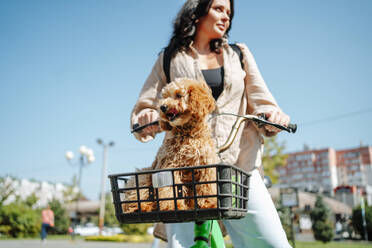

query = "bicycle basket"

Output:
[[109, 164, 250, 224]]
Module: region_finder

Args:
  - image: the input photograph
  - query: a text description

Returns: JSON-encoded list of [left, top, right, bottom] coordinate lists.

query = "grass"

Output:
[[1, 234, 370, 247], [295, 241, 371, 248], [0, 234, 83, 240], [85, 234, 153, 243], [226, 241, 371, 248]]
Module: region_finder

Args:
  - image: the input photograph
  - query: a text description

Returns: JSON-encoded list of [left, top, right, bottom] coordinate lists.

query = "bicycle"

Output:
[[109, 114, 296, 248]]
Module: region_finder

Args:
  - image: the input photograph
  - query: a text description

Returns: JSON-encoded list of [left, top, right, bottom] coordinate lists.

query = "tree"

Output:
[[104, 193, 119, 227], [48, 198, 70, 234], [0, 177, 15, 206], [352, 204, 372, 240], [91, 193, 119, 227], [277, 206, 293, 241], [262, 136, 288, 183], [310, 195, 334, 243]]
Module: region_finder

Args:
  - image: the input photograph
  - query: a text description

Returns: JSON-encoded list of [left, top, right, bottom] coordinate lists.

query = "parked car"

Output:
[[74, 223, 99, 236], [74, 223, 123, 236]]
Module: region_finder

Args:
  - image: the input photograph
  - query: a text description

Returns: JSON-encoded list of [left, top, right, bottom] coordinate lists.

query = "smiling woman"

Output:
[[130, 0, 292, 247]]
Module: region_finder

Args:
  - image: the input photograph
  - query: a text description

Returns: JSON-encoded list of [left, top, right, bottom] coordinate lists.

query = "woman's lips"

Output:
[[217, 24, 225, 31]]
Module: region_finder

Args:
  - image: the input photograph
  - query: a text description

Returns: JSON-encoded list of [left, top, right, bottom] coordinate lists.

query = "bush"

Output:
[[0, 202, 40, 238], [310, 195, 334, 243], [352, 204, 372, 240], [121, 223, 152, 235]]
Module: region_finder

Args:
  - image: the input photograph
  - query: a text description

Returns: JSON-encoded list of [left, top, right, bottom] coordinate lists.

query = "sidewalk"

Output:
[[0, 240, 167, 248]]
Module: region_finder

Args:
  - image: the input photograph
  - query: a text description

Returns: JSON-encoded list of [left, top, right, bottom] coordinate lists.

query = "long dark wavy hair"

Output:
[[166, 0, 234, 58]]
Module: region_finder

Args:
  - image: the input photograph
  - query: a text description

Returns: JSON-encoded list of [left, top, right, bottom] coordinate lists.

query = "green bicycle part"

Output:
[[210, 220, 225, 248], [190, 220, 225, 248], [191, 221, 211, 248]]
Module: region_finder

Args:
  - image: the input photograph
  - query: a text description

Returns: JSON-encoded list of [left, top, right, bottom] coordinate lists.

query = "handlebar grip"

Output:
[[257, 114, 297, 134], [131, 121, 159, 133], [287, 124, 297, 133]]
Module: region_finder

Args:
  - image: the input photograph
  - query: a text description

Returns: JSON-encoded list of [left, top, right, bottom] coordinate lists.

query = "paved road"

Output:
[[0, 240, 167, 248]]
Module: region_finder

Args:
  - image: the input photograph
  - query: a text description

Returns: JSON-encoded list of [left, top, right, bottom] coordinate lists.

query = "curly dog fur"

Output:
[[123, 78, 219, 212]]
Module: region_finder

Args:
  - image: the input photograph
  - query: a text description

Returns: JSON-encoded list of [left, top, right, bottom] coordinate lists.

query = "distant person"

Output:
[[40, 204, 54, 242], [335, 220, 342, 235]]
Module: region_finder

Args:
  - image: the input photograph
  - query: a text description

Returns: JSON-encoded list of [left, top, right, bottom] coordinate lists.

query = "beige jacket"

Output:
[[131, 42, 280, 172]]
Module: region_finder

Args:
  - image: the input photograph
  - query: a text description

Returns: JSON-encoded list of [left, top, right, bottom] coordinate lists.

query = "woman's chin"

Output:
[[211, 30, 225, 39]]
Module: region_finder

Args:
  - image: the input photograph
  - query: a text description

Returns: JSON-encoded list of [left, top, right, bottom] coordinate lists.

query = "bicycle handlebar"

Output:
[[131, 121, 159, 133], [217, 114, 296, 153], [246, 114, 297, 133], [131, 114, 297, 153]]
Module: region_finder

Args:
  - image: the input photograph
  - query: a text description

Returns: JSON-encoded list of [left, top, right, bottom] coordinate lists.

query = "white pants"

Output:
[[166, 169, 292, 248]]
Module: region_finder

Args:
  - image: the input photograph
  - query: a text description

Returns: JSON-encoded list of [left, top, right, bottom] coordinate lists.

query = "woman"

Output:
[[131, 0, 292, 247], [40, 205, 54, 242]]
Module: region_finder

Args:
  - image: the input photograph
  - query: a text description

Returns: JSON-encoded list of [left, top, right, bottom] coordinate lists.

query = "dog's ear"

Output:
[[187, 81, 216, 117], [159, 120, 173, 131]]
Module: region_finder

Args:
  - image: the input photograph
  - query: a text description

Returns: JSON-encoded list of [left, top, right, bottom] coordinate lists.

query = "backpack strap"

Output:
[[229, 43, 245, 69], [163, 44, 244, 84], [163, 47, 172, 84]]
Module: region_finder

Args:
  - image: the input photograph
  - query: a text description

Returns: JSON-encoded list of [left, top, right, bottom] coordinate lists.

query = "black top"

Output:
[[201, 67, 224, 100]]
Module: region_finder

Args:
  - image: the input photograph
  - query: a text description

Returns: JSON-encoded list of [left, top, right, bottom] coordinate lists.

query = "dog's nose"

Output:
[[160, 105, 168, 113]]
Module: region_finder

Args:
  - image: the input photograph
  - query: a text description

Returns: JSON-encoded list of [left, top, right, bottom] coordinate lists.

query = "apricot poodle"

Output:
[[123, 78, 219, 213]]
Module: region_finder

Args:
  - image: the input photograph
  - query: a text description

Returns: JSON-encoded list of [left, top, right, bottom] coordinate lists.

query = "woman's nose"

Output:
[[221, 11, 230, 21]]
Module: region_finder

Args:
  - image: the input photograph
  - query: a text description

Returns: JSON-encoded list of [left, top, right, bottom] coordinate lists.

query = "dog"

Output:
[[123, 78, 219, 213]]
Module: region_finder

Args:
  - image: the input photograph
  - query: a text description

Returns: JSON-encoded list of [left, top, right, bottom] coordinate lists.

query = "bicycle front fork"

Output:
[[190, 220, 225, 248]]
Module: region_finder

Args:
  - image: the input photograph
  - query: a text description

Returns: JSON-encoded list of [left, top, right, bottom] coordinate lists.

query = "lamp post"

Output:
[[97, 139, 115, 235], [65, 146, 95, 238]]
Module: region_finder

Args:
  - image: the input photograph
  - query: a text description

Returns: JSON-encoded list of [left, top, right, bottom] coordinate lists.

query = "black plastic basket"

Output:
[[109, 164, 250, 224]]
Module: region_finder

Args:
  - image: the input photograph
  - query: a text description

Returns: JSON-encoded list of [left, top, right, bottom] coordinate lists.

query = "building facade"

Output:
[[277, 146, 372, 206]]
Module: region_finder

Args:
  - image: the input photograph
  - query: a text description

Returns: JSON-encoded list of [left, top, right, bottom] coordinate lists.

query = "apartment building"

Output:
[[336, 146, 372, 186], [277, 146, 372, 198]]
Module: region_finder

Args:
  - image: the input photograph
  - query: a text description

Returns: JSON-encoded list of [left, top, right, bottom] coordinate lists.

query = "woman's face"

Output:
[[196, 0, 231, 40]]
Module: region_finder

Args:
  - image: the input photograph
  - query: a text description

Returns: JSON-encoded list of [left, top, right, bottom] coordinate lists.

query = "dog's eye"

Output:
[[176, 93, 182, 98]]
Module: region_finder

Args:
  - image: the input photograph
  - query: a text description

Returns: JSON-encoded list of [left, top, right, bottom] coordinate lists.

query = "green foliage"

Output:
[[48, 199, 70, 235], [90, 193, 119, 227], [0, 177, 15, 205], [24, 194, 38, 208], [121, 223, 152, 235], [277, 207, 293, 241], [310, 195, 334, 243], [0, 202, 40, 238], [104, 193, 119, 227], [262, 136, 288, 183], [352, 204, 372, 241]]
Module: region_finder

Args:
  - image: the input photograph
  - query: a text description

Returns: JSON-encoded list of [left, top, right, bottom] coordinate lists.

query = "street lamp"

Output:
[[65, 145, 95, 238], [97, 139, 115, 235]]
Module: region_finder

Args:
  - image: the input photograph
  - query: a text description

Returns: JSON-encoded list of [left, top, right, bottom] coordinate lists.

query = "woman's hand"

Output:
[[138, 111, 160, 136], [264, 110, 290, 133]]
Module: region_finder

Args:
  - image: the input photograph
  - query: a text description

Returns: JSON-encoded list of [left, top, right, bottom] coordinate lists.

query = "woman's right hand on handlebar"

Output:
[[138, 111, 160, 136], [264, 110, 290, 133]]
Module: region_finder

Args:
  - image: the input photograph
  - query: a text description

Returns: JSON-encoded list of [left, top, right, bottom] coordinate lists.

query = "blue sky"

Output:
[[1, 0, 371, 200]]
